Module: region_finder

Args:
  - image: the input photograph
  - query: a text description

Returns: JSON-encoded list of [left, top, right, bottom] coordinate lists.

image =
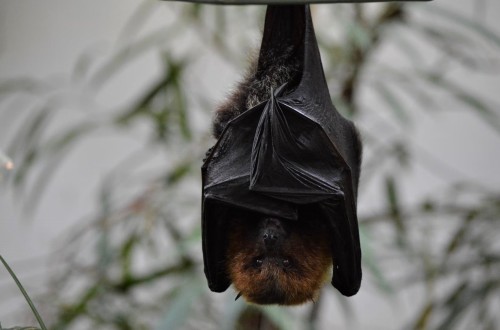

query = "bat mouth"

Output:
[[238, 265, 318, 305], [260, 217, 288, 250], [238, 252, 329, 305]]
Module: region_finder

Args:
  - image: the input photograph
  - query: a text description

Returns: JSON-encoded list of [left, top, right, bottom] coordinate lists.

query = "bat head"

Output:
[[226, 208, 332, 305]]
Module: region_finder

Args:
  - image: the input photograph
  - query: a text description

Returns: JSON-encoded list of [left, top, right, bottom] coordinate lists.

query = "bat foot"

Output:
[[203, 147, 214, 162]]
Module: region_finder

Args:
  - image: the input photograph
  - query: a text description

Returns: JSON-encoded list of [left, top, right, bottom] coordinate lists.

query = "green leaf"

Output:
[[385, 176, 405, 234], [120, 234, 139, 282], [412, 302, 434, 330], [90, 28, 177, 89], [416, 71, 500, 133], [420, 5, 500, 49], [0, 78, 49, 100]]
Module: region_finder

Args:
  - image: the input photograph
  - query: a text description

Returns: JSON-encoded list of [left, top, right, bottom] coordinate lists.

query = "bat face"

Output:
[[225, 207, 332, 305]]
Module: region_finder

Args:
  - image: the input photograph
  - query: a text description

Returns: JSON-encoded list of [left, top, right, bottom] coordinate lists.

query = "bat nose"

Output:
[[262, 218, 284, 247], [263, 229, 279, 245]]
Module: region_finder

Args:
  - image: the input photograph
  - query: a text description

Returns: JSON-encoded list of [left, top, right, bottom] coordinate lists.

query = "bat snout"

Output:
[[263, 229, 279, 247], [261, 218, 286, 249]]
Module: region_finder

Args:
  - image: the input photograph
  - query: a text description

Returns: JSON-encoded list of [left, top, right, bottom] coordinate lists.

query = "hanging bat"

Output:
[[202, 4, 362, 305]]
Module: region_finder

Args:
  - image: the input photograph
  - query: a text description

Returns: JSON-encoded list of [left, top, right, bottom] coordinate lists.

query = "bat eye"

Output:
[[282, 259, 291, 267], [253, 257, 264, 268]]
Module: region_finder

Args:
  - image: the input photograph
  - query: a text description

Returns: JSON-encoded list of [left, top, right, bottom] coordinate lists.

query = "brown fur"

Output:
[[225, 208, 332, 305]]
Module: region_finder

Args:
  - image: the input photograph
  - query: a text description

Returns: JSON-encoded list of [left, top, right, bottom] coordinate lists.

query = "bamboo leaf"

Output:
[[90, 27, 178, 89], [416, 71, 500, 133], [412, 302, 434, 330], [0, 78, 49, 99], [420, 5, 500, 48], [385, 176, 405, 234]]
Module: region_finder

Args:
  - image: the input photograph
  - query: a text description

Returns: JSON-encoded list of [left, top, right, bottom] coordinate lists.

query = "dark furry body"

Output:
[[206, 4, 363, 305], [212, 48, 300, 139]]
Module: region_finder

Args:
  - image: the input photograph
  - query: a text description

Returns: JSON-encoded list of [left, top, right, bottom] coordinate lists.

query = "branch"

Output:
[[341, 3, 406, 116]]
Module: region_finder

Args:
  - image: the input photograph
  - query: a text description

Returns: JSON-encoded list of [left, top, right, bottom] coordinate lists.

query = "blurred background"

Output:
[[1, 0, 499, 329]]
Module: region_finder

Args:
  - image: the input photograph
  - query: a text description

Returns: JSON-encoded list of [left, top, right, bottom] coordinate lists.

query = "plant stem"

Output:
[[0, 255, 48, 330]]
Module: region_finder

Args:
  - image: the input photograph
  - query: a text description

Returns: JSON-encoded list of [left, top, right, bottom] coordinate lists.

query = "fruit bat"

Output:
[[201, 4, 362, 305]]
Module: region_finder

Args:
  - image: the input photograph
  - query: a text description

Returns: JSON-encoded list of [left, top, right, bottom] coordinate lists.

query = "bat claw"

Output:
[[203, 147, 214, 162]]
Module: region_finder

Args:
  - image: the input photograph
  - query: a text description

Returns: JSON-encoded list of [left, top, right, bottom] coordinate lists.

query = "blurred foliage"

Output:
[[1, 1, 500, 329]]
